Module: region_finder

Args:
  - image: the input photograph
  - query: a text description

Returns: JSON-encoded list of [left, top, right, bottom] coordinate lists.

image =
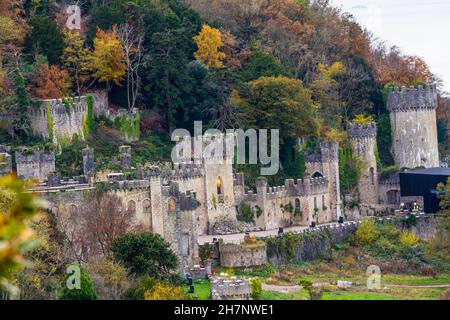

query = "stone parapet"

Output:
[[387, 84, 437, 112]]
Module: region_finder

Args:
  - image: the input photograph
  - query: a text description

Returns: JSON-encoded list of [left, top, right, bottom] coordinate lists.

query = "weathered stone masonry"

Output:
[[387, 85, 440, 169]]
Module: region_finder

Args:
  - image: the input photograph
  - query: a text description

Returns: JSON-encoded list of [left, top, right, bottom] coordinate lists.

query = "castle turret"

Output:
[[304, 141, 342, 221], [387, 84, 439, 168], [347, 122, 378, 206]]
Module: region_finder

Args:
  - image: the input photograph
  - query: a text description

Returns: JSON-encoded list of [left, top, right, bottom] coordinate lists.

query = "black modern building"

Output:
[[399, 167, 450, 213]]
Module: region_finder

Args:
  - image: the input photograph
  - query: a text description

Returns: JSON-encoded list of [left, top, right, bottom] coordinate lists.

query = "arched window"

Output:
[[370, 167, 375, 185], [322, 195, 325, 208], [295, 198, 300, 210], [168, 198, 177, 213], [312, 171, 324, 178], [216, 176, 223, 195], [128, 200, 136, 215], [314, 197, 317, 209]]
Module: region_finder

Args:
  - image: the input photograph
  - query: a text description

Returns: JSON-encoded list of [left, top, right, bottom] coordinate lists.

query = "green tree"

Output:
[[12, 68, 31, 139], [24, 16, 65, 64], [122, 275, 157, 300], [233, 76, 320, 144], [59, 264, 97, 300], [111, 232, 178, 278], [250, 278, 262, 300], [142, 1, 202, 131], [377, 113, 394, 166], [240, 49, 289, 82]]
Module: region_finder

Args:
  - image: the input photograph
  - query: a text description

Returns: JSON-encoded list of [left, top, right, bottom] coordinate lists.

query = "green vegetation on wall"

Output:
[[62, 97, 75, 113], [46, 101, 53, 142], [339, 146, 364, 194], [237, 202, 255, 223], [115, 113, 140, 141], [86, 95, 95, 133]]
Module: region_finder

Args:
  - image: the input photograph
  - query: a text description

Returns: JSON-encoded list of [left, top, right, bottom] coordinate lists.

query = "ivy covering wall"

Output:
[[115, 112, 140, 142]]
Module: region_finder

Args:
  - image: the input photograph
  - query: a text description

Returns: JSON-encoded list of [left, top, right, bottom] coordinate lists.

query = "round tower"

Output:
[[387, 84, 439, 168], [347, 122, 378, 206]]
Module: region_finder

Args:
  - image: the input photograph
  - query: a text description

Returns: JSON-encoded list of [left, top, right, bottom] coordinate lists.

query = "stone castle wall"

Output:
[[387, 85, 439, 168], [243, 177, 332, 230], [266, 222, 358, 265], [29, 96, 93, 145], [219, 241, 267, 267], [15, 149, 55, 181]]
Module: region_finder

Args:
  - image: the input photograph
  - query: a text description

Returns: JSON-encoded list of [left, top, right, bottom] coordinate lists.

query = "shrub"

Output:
[[250, 278, 262, 300], [59, 265, 97, 300], [111, 232, 178, 278], [122, 276, 156, 300], [198, 243, 215, 264], [400, 231, 420, 247], [144, 281, 186, 300], [370, 236, 397, 258], [237, 202, 255, 223], [355, 220, 378, 246], [298, 278, 322, 300], [85, 258, 129, 300], [377, 223, 400, 242]]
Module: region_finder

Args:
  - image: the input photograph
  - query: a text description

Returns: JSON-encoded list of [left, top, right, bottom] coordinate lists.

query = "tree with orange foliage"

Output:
[[371, 43, 433, 86], [29, 64, 71, 99], [194, 24, 226, 68], [88, 26, 127, 90]]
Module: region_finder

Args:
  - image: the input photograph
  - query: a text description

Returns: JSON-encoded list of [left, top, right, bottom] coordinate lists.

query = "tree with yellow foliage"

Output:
[[144, 281, 186, 300], [88, 26, 127, 90], [193, 24, 226, 68], [0, 175, 42, 297], [352, 114, 374, 125]]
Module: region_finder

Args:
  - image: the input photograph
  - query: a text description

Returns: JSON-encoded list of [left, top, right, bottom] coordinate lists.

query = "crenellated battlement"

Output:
[[387, 84, 437, 112], [211, 277, 251, 300], [15, 149, 56, 182], [29, 95, 93, 145], [347, 122, 377, 138], [253, 176, 328, 200], [305, 141, 339, 163]]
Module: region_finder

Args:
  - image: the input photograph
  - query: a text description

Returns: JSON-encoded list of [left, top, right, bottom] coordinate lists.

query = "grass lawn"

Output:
[[271, 273, 450, 286], [184, 279, 211, 300], [261, 286, 447, 300], [322, 291, 396, 300], [261, 290, 308, 300]]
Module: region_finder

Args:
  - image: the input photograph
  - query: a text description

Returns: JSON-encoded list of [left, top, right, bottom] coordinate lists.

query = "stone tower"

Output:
[[387, 84, 439, 168], [320, 142, 342, 220], [347, 122, 378, 206], [304, 142, 342, 220]]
